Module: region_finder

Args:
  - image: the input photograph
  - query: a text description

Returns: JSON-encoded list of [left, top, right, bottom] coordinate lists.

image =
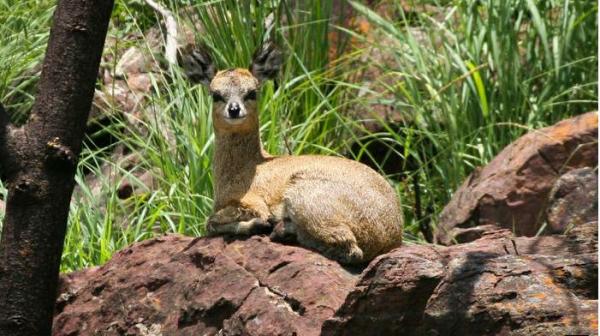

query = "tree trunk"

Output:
[[0, 0, 114, 335]]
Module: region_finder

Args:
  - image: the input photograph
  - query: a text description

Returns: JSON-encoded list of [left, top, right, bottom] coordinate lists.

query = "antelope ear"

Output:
[[249, 42, 283, 83], [178, 46, 216, 86]]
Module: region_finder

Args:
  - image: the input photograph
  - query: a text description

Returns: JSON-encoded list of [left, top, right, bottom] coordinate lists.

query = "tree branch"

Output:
[[144, 0, 178, 65]]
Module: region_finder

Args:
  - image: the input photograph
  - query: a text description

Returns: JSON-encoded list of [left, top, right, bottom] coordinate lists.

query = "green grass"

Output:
[[344, 0, 597, 227], [0, 0, 54, 124], [0, 0, 596, 272]]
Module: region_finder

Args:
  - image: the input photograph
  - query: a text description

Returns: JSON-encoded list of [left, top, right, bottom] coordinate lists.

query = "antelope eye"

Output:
[[211, 92, 224, 103], [244, 90, 257, 101]]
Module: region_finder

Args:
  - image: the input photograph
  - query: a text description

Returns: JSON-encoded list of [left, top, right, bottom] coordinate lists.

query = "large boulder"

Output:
[[436, 112, 598, 245], [54, 224, 597, 336], [53, 235, 357, 336], [323, 221, 598, 336], [546, 167, 597, 233]]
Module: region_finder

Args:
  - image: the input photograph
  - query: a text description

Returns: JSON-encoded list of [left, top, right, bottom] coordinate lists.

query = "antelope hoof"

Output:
[[206, 218, 272, 236], [269, 220, 298, 243]]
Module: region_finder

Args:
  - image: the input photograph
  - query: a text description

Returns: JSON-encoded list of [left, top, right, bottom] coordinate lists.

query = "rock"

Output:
[[126, 73, 153, 93], [109, 79, 145, 115], [323, 221, 598, 336], [436, 112, 598, 245], [79, 149, 148, 197], [115, 47, 149, 78], [546, 167, 597, 233], [89, 90, 114, 123], [117, 169, 156, 200], [53, 235, 357, 336]]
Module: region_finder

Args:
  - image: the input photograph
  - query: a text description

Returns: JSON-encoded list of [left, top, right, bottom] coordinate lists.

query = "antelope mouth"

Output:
[[223, 115, 247, 124]]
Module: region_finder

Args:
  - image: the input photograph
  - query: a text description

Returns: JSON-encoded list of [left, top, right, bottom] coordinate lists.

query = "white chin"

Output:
[[224, 117, 247, 125]]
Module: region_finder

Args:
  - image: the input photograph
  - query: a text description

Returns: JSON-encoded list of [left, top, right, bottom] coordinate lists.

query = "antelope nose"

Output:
[[228, 102, 241, 118]]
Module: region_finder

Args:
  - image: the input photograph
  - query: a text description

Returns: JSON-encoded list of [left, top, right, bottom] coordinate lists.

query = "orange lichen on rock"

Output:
[[590, 313, 598, 331], [531, 292, 546, 300], [545, 110, 597, 141]]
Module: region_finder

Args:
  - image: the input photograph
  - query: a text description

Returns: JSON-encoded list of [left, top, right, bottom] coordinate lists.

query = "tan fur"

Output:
[[206, 68, 403, 264]]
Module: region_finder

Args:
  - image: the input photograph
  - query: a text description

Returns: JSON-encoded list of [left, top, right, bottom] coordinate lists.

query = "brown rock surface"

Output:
[[323, 221, 598, 336], [53, 235, 357, 336], [53, 206, 597, 335], [115, 47, 150, 78], [54, 224, 598, 336], [436, 112, 598, 245], [546, 167, 597, 233]]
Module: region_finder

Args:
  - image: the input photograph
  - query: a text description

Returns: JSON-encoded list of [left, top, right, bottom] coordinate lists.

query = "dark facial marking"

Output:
[[244, 90, 257, 101], [211, 91, 225, 103]]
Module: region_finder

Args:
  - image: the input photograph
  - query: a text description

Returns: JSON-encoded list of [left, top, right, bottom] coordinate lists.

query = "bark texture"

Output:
[[0, 1, 114, 335]]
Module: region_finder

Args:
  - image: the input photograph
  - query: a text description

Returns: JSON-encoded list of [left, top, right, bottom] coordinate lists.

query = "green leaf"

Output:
[[466, 60, 489, 120]]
